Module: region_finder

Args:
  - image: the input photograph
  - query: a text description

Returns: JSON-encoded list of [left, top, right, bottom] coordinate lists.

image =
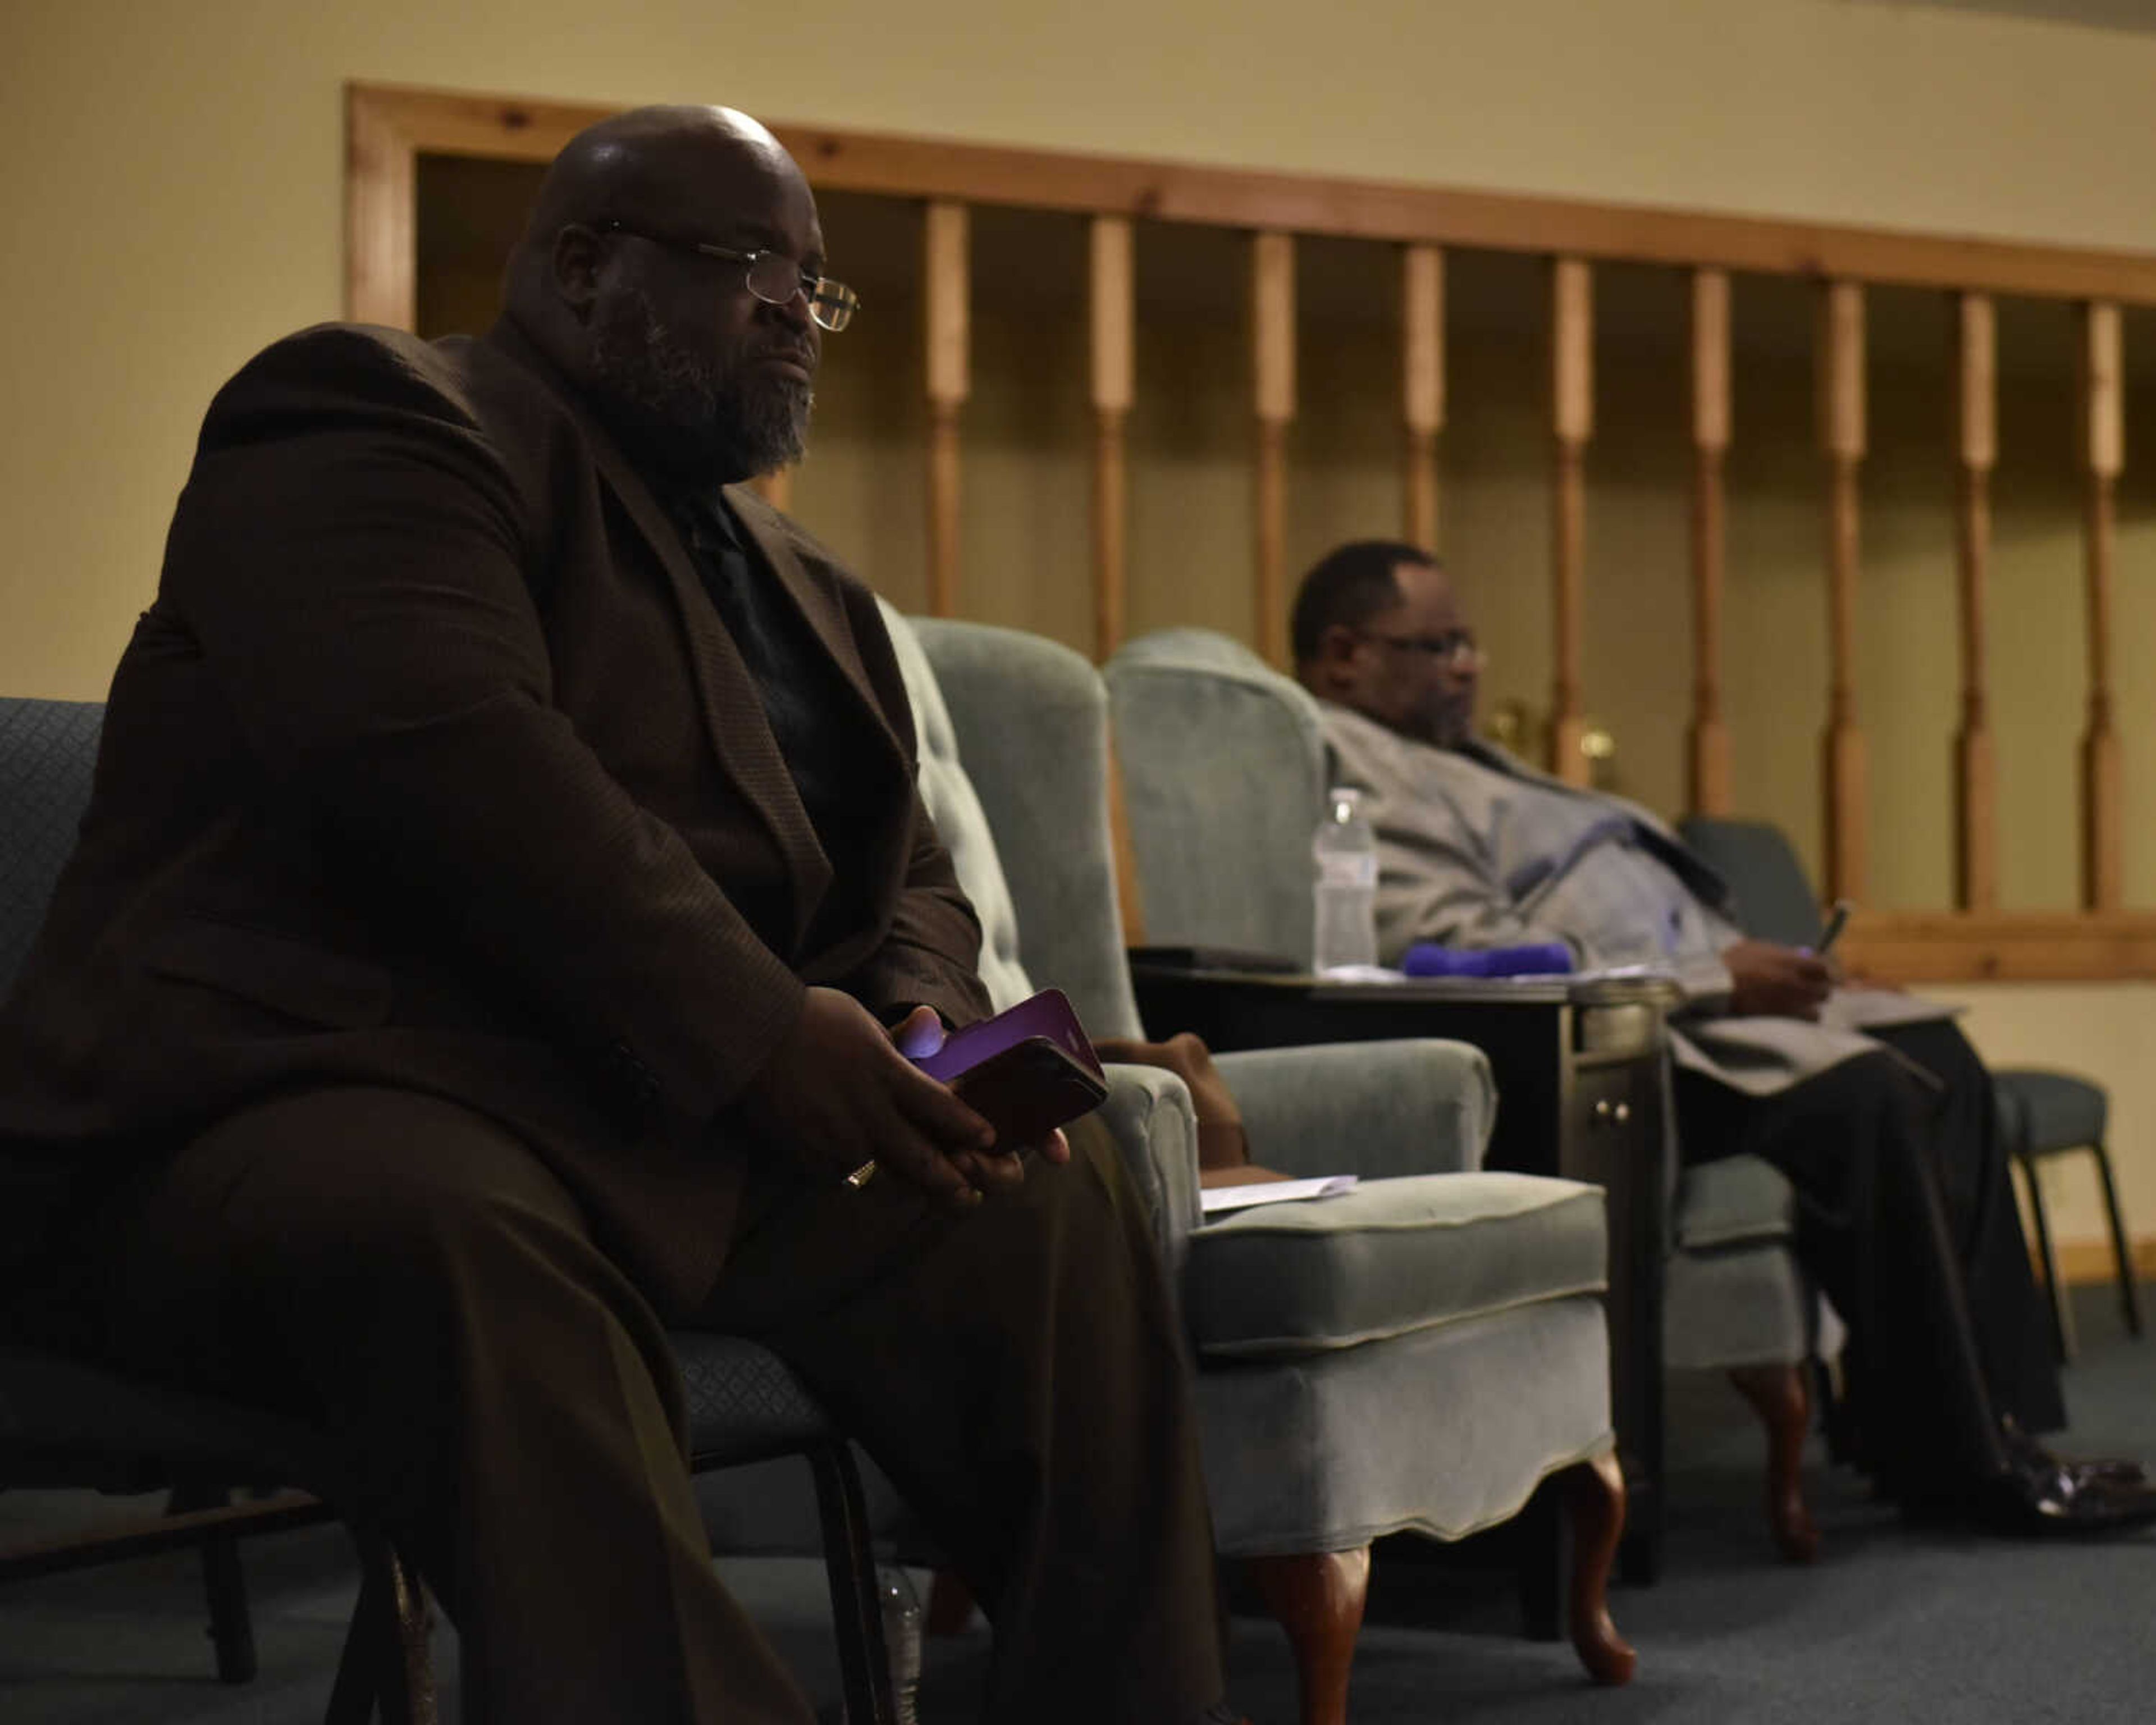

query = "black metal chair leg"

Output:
[[325, 1545, 390, 1725], [2091, 1141, 2143, 1338], [163, 1484, 258, 1686], [807, 1440, 898, 1725], [379, 1539, 435, 1725], [200, 1523, 258, 1683], [326, 1530, 435, 1725], [2016, 1153, 2075, 1363]]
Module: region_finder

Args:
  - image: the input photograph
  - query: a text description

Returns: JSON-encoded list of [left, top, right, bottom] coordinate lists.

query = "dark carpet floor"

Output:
[[3, 1284, 2150, 1722]]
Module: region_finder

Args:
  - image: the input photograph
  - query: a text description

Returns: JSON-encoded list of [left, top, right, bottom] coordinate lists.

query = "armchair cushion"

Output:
[[1662, 1247, 1817, 1371], [1214, 1041, 1495, 1180], [1671, 1154, 1797, 1251], [1097, 1062, 1204, 1288], [1185, 1173, 1606, 1359]]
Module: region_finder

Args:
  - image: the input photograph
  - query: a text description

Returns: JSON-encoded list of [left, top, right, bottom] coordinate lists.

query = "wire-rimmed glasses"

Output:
[[1361, 629, 1483, 673], [600, 223, 860, 332]]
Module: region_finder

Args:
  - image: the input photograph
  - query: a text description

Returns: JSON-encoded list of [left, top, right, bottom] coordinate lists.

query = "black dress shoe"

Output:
[[1999, 1416, 2148, 1489], [1977, 1452, 2156, 1536]]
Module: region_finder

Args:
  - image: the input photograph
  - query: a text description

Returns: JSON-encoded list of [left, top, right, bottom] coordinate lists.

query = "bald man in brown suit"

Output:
[[0, 107, 1235, 1724]]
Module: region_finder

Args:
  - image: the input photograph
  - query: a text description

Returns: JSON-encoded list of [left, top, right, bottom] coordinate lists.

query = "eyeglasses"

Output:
[[600, 223, 860, 332], [1360, 629, 1483, 672]]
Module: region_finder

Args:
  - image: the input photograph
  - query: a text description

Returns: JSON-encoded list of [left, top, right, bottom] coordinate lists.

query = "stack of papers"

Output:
[[1198, 1175, 1360, 1216]]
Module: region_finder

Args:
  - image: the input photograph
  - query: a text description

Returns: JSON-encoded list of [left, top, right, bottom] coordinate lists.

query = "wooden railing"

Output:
[[345, 82, 2156, 981]]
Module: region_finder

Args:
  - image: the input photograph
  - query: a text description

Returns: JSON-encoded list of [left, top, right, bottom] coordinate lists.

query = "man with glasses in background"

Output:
[[1290, 538, 2153, 1537], [0, 107, 1239, 1724]]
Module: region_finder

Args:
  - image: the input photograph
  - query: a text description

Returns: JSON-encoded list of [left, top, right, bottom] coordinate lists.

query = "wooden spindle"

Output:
[[750, 468, 793, 512], [1253, 231, 1296, 667], [2080, 302, 2125, 911], [1819, 281, 1869, 903], [924, 200, 970, 618], [1551, 258, 1593, 786], [1091, 217, 1135, 660], [1402, 245, 1446, 551], [1954, 293, 1998, 911], [1688, 268, 1732, 816]]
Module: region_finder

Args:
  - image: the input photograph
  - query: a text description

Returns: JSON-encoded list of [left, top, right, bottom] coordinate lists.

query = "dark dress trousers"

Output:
[[0, 321, 1226, 1724]]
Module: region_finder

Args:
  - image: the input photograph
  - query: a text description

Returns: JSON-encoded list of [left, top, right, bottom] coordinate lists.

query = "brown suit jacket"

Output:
[[0, 319, 990, 1316]]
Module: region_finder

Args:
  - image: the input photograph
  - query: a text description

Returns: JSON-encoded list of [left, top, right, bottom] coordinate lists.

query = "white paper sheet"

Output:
[[1198, 1175, 1360, 1216]]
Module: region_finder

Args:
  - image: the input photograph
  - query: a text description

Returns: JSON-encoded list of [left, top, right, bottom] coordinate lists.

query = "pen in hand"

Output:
[[1816, 900, 1853, 958]]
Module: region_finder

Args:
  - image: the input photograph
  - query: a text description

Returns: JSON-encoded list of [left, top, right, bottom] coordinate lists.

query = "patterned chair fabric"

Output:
[[0, 698, 104, 994]]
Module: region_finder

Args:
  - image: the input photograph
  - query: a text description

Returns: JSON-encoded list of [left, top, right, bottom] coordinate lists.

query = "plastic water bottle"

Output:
[[1311, 787, 1379, 974], [879, 1565, 922, 1725]]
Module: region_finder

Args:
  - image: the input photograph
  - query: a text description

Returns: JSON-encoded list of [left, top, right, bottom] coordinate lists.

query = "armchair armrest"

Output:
[[1214, 1040, 1496, 1181], [1096, 1062, 1203, 1287]]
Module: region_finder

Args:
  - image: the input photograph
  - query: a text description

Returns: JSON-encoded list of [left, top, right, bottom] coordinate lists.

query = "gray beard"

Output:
[[590, 291, 811, 482]]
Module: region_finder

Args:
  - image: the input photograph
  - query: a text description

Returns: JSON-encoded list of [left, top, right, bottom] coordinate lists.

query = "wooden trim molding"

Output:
[[346, 81, 2156, 324], [346, 84, 607, 323], [1843, 912, 2156, 983]]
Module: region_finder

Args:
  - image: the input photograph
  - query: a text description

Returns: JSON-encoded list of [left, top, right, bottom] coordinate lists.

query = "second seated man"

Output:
[[1290, 537, 2153, 1536]]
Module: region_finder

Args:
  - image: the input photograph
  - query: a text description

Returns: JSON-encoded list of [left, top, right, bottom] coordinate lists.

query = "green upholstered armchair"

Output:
[[884, 605, 1636, 1722], [1103, 627, 1833, 1568]]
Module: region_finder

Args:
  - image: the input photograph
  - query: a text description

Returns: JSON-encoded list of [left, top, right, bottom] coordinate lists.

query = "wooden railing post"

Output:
[[1688, 268, 1732, 816], [924, 200, 970, 618], [1091, 217, 1135, 660], [1954, 293, 1997, 911], [1402, 244, 1445, 551], [345, 85, 417, 330], [1819, 281, 1869, 903], [2080, 302, 2125, 911], [1551, 258, 1593, 784], [1253, 231, 1296, 667]]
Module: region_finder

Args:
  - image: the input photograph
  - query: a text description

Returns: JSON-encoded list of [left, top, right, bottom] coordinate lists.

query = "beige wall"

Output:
[[10, 0, 2156, 695], [8, 0, 2156, 1247]]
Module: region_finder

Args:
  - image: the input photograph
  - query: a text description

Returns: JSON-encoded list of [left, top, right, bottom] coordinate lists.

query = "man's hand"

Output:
[[885, 1006, 1073, 1186], [1723, 939, 1833, 1021], [738, 991, 1065, 1202]]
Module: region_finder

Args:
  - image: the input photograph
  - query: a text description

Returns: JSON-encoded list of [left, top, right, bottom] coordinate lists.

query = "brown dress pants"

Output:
[[74, 1086, 1228, 1724]]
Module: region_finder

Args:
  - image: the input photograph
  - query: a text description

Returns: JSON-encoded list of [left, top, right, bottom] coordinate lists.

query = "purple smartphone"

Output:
[[911, 988, 1107, 1151]]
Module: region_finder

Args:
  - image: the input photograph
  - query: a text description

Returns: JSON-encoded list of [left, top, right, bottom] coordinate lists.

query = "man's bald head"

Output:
[[507, 106, 797, 298], [505, 104, 827, 489]]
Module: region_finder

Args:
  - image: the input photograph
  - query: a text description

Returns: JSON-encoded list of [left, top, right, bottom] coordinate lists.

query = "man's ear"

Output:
[[550, 225, 606, 322], [1307, 622, 1364, 692]]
